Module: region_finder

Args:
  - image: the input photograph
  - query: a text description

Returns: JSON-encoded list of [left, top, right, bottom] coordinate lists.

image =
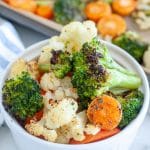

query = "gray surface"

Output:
[[0, 21, 150, 150], [0, 6, 59, 36], [13, 22, 49, 47]]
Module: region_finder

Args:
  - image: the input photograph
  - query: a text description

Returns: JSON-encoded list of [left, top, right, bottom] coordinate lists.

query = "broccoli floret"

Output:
[[72, 37, 142, 109], [2, 72, 43, 121], [54, 0, 85, 25], [113, 31, 148, 63], [117, 90, 144, 129], [39, 50, 72, 79], [50, 50, 72, 78]]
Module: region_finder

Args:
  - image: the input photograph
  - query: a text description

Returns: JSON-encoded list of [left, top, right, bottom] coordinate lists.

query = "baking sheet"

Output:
[[0, 0, 150, 43], [0, 1, 61, 36]]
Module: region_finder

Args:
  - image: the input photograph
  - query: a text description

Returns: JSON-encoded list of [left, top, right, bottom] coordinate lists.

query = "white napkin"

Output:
[[0, 17, 24, 126]]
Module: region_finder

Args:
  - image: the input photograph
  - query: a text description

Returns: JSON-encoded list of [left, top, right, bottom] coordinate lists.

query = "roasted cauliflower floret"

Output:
[[9, 59, 27, 78], [44, 98, 78, 129], [69, 111, 87, 141], [25, 121, 57, 142], [60, 21, 97, 53], [64, 88, 78, 100], [84, 124, 100, 135], [43, 91, 55, 108], [56, 110, 87, 143], [60, 76, 73, 88], [40, 73, 61, 91], [143, 46, 150, 69], [38, 36, 65, 65], [54, 87, 65, 101], [43, 86, 78, 103], [27, 60, 40, 79]]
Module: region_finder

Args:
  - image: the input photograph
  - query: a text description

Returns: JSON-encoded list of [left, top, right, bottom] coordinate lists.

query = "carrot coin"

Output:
[[112, 0, 137, 16], [97, 14, 126, 37], [87, 95, 122, 130], [36, 5, 53, 19], [8, 0, 37, 12], [85, 1, 111, 22], [69, 128, 120, 144]]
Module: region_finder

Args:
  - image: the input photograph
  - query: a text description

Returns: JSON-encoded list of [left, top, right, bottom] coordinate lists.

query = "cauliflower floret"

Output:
[[43, 91, 55, 108], [56, 126, 72, 144], [38, 36, 65, 64], [60, 21, 97, 53], [27, 60, 39, 79], [60, 76, 73, 88], [48, 36, 65, 51], [40, 73, 60, 91], [54, 87, 65, 101], [84, 124, 101, 135], [44, 98, 78, 129], [38, 36, 65, 65], [56, 110, 87, 143], [143, 46, 150, 69], [70, 111, 87, 141], [64, 88, 78, 100], [43, 87, 78, 105], [9, 59, 28, 78], [25, 121, 57, 142], [38, 46, 53, 65]]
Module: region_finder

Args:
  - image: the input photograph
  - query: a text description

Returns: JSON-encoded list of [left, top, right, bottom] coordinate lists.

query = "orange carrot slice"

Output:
[[69, 128, 120, 144], [97, 14, 126, 37], [25, 109, 43, 124], [87, 95, 122, 130], [112, 0, 137, 16], [36, 5, 53, 19], [8, 0, 37, 12], [85, 1, 111, 22]]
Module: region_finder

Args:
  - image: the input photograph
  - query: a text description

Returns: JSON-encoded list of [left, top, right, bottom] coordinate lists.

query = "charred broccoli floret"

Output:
[[50, 50, 72, 78], [2, 72, 43, 121], [39, 50, 72, 79], [72, 37, 141, 109], [54, 0, 85, 25], [113, 31, 148, 63], [117, 90, 144, 129]]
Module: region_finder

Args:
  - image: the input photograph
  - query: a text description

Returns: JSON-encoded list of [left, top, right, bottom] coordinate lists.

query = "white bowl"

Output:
[[0, 40, 149, 150]]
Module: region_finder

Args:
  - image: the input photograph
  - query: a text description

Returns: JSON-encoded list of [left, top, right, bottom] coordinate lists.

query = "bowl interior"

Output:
[[0, 39, 149, 148]]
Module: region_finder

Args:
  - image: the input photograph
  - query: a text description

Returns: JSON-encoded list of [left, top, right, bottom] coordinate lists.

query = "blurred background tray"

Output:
[[0, 0, 150, 74], [0, 0, 61, 36], [0, 0, 150, 43]]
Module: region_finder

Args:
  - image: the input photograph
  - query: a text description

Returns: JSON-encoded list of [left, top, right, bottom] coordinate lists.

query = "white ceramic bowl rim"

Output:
[[0, 39, 149, 148]]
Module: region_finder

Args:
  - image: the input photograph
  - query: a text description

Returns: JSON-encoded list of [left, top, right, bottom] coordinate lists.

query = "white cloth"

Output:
[[0, 17, 24, 126]]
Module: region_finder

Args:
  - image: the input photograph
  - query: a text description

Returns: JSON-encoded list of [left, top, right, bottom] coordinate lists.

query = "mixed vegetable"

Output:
[[3, 0, 150, 70], [132, 0, 150, 30], [2, 21, 144, 144], [113, 31, 148, 63]]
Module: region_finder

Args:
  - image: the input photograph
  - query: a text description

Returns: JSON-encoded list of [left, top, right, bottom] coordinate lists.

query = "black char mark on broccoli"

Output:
[[72, 37, 142, 109], [2, 72, 43, 121], [72, 38, 108, 109], [82, 38, 108, 83], [50, 50, 72, 79]]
